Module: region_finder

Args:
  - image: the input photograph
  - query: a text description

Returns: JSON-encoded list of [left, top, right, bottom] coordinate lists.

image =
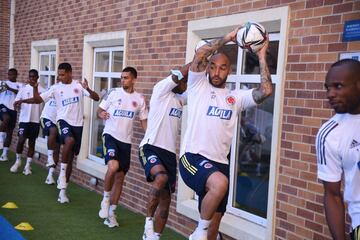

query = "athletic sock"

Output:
[[25, 157, 32, 167], [16, 153, 22, 163], [2, 147, 9, 157], [60, 163, 67, 177]]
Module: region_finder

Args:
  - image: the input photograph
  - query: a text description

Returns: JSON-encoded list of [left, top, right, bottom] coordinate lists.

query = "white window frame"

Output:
[[38, 51, 57, 88], [226, 32, 280, 226], [31, 39, 59, 155], [88, 46, 124, 164], [77, 31, 127, 180], [177, 7, 289, 240]]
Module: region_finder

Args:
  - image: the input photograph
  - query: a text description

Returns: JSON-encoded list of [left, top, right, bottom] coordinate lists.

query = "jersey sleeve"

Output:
[[138, 95, 148, 120], [316, 126, 342, 182], [98, 91, 112, 111], [153, 75, 178, 99], [187, 70, 207, 91], [40, 86, 54, 102], [14, 87, 23, 101], [236, 89, 257, 111]]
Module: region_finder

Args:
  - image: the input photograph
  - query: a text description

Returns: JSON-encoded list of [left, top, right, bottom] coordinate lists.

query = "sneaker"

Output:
[[57, 191, 70, 203], [189, 230, 207, 240], [22, 166, 32, 175], [10, 161, 21, 173], [46, 158, 55, 167], [216, 232, 223, 240], [0, 155, 8, 162], [57, 175, 68, 189], [45, 175, 55, 185], [103, 215, 119, 228], [98, 199, 110, 219], [143, 222, 155, 240]]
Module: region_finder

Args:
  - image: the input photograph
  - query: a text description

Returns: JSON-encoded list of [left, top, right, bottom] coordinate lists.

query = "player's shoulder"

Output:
[[102, 88, 118, 100], [317, 114, 344, 140]]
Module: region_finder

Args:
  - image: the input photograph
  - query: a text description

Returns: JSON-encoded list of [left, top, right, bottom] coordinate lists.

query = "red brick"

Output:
[[306, 0, 324, 9], [333, 2, 353, 14], [321, 15, 341, 25]]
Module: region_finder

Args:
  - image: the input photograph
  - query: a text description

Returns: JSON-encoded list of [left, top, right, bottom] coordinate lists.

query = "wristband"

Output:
[[171, 70, 184, 81]]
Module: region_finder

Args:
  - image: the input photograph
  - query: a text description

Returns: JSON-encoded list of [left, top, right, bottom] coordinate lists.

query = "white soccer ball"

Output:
[[236, 22, 267, 53]]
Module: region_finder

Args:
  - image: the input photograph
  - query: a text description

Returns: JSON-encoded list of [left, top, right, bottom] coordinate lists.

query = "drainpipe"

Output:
[[8, 0, 15, 68]]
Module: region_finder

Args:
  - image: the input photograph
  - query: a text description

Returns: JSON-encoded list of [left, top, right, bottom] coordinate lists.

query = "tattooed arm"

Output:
[[190, 26, 241, 72], [252, 37, 273, 104]]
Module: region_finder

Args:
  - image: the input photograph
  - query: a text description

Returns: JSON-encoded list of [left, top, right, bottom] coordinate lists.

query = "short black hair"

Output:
[[122, 67, 137, 78], [29, 69, 39, 76], [330, 59, 360, 81], [58, 62, 72, 72], [8, 68, 18, 75], [331, 58, 360, 69]]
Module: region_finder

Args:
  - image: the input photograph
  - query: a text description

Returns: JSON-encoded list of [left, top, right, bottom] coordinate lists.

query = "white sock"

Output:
[[154, 232, 161, 240], [48, 167, 55, 175], [48, 150, 54, 158], [109, 204, 117, 216], [2, 147, 9, 157], [16, 153, 22, 162], [0, 132, 6, 148], [103, 191, 110, 201], [26, 157, 32, 167], [197, 218, 210, 232], [60, 189, 66, 196], [60, 163, 67, 177]]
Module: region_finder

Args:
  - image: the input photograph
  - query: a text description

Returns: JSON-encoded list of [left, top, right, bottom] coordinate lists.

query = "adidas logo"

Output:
[[350, 139, 360, 149]]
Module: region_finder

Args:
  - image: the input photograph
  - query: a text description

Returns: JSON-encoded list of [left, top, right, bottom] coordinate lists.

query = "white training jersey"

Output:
[[15, 84, 45, 123], [0, 80, 23, 110], [99, 87, 148, 144], [181, 70, 257, 165], [140, 75, 186, 153], [40, 90, 57, 124], [316, 113, 360, 229], [40, 80, 90, 127]]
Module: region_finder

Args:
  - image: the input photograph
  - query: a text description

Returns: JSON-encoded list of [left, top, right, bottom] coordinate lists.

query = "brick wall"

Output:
[[0, 0, 10, 79], [9, 0, 360, 239]]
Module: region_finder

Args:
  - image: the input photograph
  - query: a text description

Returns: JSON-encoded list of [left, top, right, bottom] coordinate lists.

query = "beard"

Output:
[[207, 73, 228, 88]]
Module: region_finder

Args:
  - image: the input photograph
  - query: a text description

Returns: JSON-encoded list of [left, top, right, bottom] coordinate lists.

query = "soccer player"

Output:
[[40, 77, 60, 185], [0, 68, 22, 162], [316, 59, 360, 240], [139, 64, 189, 240], [14, 63, 99, 203], [10, 69, 45, 175], [179, 27, 272, 240], [98, 67, 148, 228]]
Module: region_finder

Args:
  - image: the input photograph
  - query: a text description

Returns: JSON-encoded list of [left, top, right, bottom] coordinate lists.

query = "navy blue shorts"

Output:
[[18, 122, 40, 140], [57, 120, 83, 155], [0, 104, 17, 130], [103, 133, 131, 173], [179, 153, 230, 214], [351, 225, 360, 240], [139, 144, 177, 193], [40, 118, 57, 137]]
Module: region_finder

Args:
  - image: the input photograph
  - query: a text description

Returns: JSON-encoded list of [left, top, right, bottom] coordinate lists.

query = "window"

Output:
[[39, 51, 56, 88], [177, 7, 289, 239], [31, 39, 58, 155], [88, 47, 124, 164], [224, 33, 279, 225]]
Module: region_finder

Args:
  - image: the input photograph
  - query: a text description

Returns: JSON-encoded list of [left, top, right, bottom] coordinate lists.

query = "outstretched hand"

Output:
[[256, 33, 269, 60], [82, 78, 89, 90]]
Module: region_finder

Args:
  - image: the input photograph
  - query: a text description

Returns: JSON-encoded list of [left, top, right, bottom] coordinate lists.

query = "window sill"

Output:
[[77, 158, 107, 180]]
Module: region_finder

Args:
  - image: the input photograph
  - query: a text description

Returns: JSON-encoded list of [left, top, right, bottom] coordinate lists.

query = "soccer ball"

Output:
[[236, 22, 267, 53]]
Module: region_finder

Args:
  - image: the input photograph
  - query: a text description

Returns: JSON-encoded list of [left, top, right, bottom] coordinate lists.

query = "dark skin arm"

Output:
[[251, 36, 273, 104], [323, 181, 346, 240], [190, 27, 240, 73], [13, 84, 43, 109], [82, 78, 100, 101]]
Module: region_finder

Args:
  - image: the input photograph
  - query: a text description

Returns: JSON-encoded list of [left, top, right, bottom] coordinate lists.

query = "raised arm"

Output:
[[82, 78, 100, 101], [252, 38, 273, 104], [323, 181, 346, 240], [190, 27, 240, 72]]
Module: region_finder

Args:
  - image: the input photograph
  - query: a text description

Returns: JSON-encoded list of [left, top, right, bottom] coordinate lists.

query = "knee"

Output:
[[64, 137, 75, 146], [208, 174, 228, 195], [154, 173, 168, 186]]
